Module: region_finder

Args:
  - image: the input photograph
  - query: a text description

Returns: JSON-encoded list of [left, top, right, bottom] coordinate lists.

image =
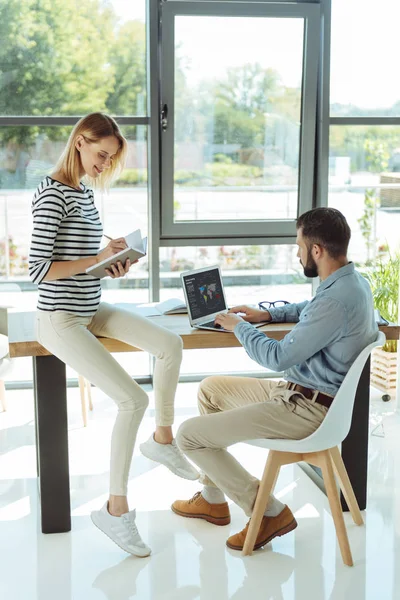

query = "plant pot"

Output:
[[371, 347, 397, 398]]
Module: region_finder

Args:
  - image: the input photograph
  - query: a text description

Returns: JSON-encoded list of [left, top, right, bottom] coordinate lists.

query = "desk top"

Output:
[[7, 313, 400, 358]]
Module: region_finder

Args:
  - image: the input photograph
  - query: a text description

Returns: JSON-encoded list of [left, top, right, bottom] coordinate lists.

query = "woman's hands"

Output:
[[96, 237, 127, 263], [96, 237, 138, 279], [105, 258, 131, 279]]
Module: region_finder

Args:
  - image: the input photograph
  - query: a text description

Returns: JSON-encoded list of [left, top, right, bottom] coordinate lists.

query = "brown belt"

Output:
[[289, 383, 334, 410]]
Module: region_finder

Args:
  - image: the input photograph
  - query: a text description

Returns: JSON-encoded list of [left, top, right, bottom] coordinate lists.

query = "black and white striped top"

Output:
[[29, 176, 103, 316]]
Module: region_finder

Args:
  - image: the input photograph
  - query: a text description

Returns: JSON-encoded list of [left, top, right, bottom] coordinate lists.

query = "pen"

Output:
[[103, 234, 113, 241]]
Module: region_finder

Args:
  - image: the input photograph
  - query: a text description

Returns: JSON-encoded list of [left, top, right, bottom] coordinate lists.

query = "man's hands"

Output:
[[214, 311, 244, 331], [213, 304, 271, 331], [96, 237, 138, 279], [228, 305, 271, 323]]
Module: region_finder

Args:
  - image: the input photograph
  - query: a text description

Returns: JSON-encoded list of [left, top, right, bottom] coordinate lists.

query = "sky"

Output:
[[175, 16, 304, 90], [109, 0, 400, 110]]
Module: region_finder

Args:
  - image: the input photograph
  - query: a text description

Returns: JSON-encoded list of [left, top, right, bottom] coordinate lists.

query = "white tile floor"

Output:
[[0, 382, 399, 600]]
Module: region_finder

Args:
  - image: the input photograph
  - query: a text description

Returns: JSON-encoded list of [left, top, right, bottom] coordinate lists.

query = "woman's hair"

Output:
[[54, 112, 128, 190]]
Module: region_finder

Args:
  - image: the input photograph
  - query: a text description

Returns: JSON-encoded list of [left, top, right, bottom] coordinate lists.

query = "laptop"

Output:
[[181, 265, 269, 332]]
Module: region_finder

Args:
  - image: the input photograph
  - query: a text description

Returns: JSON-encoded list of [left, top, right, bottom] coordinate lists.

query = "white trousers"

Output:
[[36, 303, 183, 495]]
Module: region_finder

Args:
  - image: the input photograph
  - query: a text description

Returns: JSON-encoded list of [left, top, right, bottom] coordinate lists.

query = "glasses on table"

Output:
[[258, 300, 290, 311]]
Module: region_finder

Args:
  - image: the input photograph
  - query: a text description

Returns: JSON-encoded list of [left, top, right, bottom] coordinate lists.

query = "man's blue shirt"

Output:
[[234, 263, 378, 396]]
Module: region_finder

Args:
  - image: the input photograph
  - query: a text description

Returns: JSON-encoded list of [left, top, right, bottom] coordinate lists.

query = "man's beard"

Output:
[[301, 250, 319, 278]]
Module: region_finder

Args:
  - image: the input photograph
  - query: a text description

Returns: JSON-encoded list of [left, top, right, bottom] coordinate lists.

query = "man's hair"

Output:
[[296, 208, 351, 259]]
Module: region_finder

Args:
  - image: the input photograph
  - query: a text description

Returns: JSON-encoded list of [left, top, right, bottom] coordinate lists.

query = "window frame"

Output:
[[159, 0, 321, 240]]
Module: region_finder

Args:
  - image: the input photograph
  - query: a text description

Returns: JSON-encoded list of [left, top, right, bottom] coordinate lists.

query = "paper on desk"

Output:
[[115, 299, 186, 317], [7, 311, 37, 343], [115, 303, 160, 317]]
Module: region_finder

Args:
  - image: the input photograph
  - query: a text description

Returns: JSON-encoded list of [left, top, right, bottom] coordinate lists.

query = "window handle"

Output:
[[161, 103, 168, 131]]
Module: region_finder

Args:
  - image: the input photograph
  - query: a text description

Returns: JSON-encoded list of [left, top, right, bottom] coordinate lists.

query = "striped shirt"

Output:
[[29, 176, 103, 316]]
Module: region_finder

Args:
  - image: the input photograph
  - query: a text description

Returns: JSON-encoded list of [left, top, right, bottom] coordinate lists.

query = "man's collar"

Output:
[[316, 262, 354, 293]]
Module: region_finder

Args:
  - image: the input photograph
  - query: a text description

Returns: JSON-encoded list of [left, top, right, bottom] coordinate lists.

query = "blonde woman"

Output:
[[29, 113, 198, 557]]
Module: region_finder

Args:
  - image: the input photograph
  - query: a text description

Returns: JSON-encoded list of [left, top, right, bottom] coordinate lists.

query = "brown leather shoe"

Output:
[[226, 505, 297, 550], [171, 491, 231, 526]]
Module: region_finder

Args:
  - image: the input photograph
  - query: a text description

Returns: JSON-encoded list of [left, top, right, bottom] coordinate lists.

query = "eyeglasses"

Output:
[[258, 300, 290, 311]]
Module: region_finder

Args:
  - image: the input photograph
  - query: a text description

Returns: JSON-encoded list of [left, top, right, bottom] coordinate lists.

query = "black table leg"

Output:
[[340, 357, 371, 511], [32, 355, 71, 533]]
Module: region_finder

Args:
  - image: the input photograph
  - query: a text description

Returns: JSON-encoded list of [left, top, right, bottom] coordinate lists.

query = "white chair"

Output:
[[243, 331, 386, 566]]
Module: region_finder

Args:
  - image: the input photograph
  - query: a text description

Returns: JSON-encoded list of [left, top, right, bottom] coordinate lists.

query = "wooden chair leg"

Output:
[[242, 450, 282, 556], [329, 446, 363, 526], [0, 379, 6, 412], [320, 451, 353, 567], [86, 379, 93, 411], [78, 375, 87, 427]]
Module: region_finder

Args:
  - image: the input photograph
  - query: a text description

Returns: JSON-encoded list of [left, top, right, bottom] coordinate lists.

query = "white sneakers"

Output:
[[91, 502, 151, 557], [91, 436, 198, 556], [140, 434, 199, 480]]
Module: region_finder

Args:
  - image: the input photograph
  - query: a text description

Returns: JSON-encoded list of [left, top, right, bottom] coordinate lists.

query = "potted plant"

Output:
[[365, 252, 400, 399]]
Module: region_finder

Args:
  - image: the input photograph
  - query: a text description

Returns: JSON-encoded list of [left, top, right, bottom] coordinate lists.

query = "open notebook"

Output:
[[115, 298, 187, 317]]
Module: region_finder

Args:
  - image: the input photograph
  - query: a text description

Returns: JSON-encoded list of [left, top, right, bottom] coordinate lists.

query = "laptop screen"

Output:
[[182, 267, 226, 320]]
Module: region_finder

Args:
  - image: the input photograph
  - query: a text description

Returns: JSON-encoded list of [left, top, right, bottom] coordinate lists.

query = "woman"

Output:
[[29, 113, 198, 557]]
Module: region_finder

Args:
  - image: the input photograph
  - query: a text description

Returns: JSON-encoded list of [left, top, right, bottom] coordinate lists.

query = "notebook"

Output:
[[86, 229, 147, 279], [181, 265, 268, 332], [115, 298, 187, 317]]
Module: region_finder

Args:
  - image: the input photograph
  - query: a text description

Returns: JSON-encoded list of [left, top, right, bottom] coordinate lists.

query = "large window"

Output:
[[329, 126, 400, 264], [160, 1, 320, 238], [0, 1, 148, 301], [330, 0, 400, 117], [0, 0, 146, 117], [173, 15, 303, 222], [329, 0, 400, 267]]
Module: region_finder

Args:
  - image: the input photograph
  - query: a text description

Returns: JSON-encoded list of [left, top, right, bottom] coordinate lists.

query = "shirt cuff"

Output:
[[266, 307, 284, 323]]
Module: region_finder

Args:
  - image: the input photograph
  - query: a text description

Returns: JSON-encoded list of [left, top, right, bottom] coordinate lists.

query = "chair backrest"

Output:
[[298, 330, 386, 451]]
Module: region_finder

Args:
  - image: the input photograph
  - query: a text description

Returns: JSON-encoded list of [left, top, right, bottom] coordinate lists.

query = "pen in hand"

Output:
[[103, 234, 128, 255], [104, 234, 127, 246]]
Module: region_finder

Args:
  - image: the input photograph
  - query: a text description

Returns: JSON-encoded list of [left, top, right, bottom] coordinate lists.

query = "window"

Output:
[[328, 126, 400, 265], [160, 2, 320, 238], [0, 1, 146, 116], [330, 0, 400, 116]]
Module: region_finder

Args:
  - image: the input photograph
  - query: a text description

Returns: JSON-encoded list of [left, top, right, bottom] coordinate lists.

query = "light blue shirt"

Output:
[[234, 263, 378, 396]]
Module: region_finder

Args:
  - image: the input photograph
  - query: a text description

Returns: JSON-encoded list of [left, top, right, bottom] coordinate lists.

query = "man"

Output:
[[172, 207, 377, 551]]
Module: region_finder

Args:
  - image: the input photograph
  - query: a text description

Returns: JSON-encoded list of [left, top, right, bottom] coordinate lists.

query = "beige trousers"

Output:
[[36, 303, 183, 495], [176, 376, 328, 516]]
